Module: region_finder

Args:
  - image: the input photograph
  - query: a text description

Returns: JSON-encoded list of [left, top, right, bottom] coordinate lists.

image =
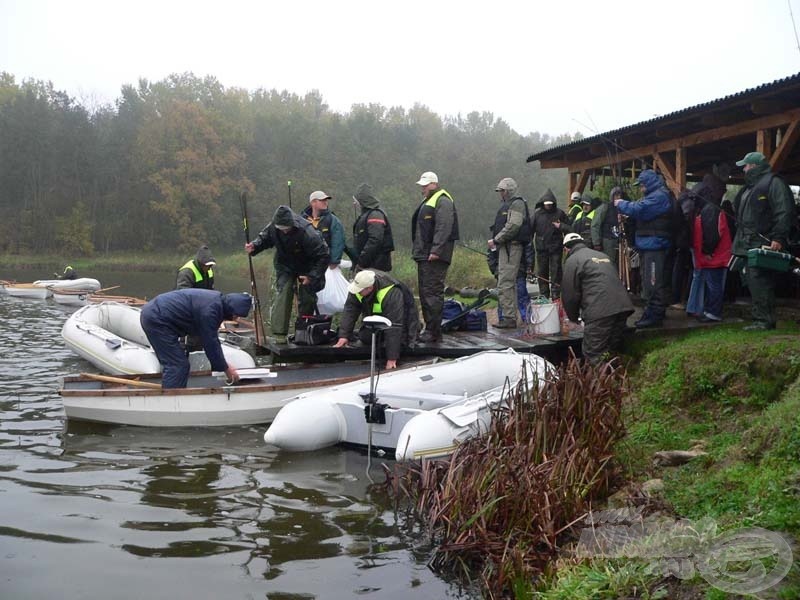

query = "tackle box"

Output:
[[746, 247, 796, 272]]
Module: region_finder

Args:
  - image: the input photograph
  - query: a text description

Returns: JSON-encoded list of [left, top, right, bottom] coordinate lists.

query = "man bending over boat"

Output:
[[333, 270, 420, 369], [140, 289, 252, 388]]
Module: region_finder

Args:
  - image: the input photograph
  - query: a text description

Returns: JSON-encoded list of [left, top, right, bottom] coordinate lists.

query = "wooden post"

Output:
[[675, 147, 687, 191], [756, 128, 773, 159]]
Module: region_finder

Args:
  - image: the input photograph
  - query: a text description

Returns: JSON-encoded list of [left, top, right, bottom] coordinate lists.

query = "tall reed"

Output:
[[383, 356, 627, 597]]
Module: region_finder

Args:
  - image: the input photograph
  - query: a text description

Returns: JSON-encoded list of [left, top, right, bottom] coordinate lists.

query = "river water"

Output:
[[0, 269, 470, 599]]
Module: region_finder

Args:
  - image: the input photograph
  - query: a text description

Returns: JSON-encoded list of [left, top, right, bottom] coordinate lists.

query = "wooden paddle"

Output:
[[80, 373, 162, 389]]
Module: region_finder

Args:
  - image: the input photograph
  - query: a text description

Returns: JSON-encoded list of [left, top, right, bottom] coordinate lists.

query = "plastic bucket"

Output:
[[528, 301, 560, 335]]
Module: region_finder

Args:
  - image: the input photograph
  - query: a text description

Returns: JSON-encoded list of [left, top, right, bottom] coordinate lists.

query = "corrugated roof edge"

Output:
[[526, 71, 800, 163]]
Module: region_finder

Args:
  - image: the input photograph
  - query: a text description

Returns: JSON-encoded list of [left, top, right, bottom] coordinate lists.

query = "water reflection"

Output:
[[0, 291, 468, 598]]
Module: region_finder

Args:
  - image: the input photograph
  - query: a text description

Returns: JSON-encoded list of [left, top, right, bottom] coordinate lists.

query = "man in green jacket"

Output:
[[176, 245, 215, 290], [488, 177, 530, 328], [332, 270, 420, 370], [731, 152, 796, 330], [411, 171, 459, 342], [561, 233, 634, 364]]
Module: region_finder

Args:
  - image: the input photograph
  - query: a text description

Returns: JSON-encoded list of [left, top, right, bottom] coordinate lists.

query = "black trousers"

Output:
[[417, 260, 449, 335]]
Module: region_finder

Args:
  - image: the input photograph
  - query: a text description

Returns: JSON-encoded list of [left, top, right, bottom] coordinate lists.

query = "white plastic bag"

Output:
[[316, 267, 350, 314]]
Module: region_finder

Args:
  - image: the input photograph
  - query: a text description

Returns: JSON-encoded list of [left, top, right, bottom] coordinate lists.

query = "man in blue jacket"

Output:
[[140, 289, 252, 388], [614, 169, 673, 328]]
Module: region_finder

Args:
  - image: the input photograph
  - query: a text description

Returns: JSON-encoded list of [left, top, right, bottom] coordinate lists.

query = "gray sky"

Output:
[[2, 0, 800, 137]]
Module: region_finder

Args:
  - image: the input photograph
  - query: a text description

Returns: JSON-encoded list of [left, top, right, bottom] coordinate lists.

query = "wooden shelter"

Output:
[[527, 72, 800, 196]]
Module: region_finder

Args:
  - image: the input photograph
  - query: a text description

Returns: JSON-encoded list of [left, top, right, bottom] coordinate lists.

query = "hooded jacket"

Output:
[[531, 189, 569, 253], [251, 208, 330, 293], [351, 183, 394, 271], [140, 289, 251, 372], [614, 170, 673, 251]]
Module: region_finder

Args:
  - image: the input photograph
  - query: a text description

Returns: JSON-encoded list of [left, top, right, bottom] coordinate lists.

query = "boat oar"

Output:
[[240, 192, 266, 347], [80, 373, 162, 389]]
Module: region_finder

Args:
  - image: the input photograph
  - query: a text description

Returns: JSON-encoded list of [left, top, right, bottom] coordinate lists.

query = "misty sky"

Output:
[[2, 0, 800, 137]]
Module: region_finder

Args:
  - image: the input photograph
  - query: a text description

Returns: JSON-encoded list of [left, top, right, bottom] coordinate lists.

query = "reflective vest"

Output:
[[415, 189, 459, 243], [356, 284, 395, 314], [180, 259, 214, 284]]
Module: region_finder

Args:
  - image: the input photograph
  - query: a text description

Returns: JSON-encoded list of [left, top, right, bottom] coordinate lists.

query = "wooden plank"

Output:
[[675, 147, 687, 191], [756, 129, 773, 159], [771, 120, 800, 172]]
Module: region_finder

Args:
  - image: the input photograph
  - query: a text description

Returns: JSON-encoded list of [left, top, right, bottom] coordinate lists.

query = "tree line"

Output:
[[0, 71, 578, 257]]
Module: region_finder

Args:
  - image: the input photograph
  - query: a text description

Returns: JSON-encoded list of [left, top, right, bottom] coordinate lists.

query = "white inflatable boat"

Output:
[[263, 349, 553, 461], [6, 278, 102, 299], [61, 301, 255, 375]]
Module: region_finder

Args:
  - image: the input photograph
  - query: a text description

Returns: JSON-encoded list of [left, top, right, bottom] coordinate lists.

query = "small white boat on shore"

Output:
[[6, 278, 102, 299], [60, 363, 378, 426], [62, 301, 255, 375], [5, 283, 51, 299], [264, 349, 552, 461]]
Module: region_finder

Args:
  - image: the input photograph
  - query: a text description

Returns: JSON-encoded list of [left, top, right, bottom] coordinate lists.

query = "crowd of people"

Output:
[[140, 153, 798, 385]]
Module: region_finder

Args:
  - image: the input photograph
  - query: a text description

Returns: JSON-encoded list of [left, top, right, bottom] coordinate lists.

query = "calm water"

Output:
[[0, 269, 470, 599]]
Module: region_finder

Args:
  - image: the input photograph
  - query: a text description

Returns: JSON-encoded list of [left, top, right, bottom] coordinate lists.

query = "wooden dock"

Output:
[[263, 327, 584, 364]]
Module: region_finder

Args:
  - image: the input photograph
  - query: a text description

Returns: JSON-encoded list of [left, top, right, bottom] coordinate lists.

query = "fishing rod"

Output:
[[240, 193, 266, 348], [287, 180, 292, 209], [456, 241, 490, 256]]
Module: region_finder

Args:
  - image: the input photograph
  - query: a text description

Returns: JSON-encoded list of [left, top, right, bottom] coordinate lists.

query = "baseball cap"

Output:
[[309, 190, 332, 202], [570, 191, 581, 201], [735, 151, 766, 167], [416, 171, 438, 186], [495, 177, 518, 192], [563, 233, 583, 247], [347, 270, 376, 295]]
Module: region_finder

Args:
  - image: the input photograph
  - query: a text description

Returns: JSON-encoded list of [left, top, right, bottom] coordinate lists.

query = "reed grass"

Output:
[[382, 356, 628, 598]]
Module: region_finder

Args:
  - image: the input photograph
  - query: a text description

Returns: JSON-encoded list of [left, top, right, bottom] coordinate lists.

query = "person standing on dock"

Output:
[[332, 270, 420, 370], [531, 189, 568, 299], [614, 169, 673, 328], [488, 177, 530, 329], [411, 171, 459, 343], [176, 245, 216, 290], [730, 151, 795, 330], [350, 183, 394, 273], [140, 289, 252, 388], [301, 190, 346, 270], [246, 205, 330, 342], [561, 233, 634, 364]]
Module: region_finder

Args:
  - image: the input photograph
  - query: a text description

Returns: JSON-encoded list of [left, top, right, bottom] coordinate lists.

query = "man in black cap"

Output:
[[176, 244, 216, 290], [140, 289, 252, 388], [730, 151, 796, 330], [561, 233, 634, 364], [245, 205, 330, 341]]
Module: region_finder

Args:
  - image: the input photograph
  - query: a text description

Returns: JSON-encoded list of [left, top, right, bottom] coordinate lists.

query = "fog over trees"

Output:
[[0, 72, 577, 256]]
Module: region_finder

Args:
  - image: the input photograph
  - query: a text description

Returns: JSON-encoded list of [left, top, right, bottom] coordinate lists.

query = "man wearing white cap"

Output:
[[411, 171, 459, 342], [332, 270, 420, 369], [488, 177, 530, 328], [567, 191, 583, 224]]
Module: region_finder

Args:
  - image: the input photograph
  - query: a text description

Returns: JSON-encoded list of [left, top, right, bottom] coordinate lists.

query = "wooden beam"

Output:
[[701, 112, 747, 128], [653, 152, 679, 195], [540, 107, 800, 174], [756, 129, 773, 159], [589, 143, 606, 157], [675, 147, 687, 191], [771, 120, 800, 172], [575, 170, 590, 196]]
